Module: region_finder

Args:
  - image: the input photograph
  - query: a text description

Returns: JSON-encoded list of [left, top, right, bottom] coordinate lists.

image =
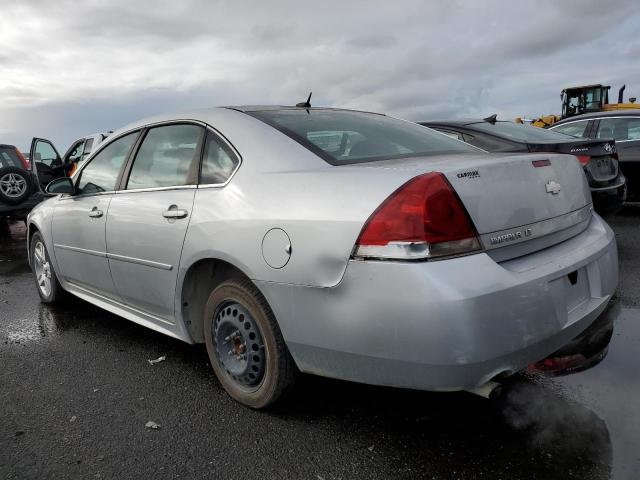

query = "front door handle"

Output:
[[88, 207, 103, 218], [163, 205, 188, 219]]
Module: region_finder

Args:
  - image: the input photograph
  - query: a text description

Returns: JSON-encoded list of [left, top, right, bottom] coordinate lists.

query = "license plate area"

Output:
[[551, 267, 590, 322], [590, 157, 616, 180]]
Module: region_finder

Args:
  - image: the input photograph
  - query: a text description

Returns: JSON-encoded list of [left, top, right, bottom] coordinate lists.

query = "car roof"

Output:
[[225, 105, 385, 115], [552, 108, 640, 126], [110, 106, 387, 140], [420, 119, 512, 128]]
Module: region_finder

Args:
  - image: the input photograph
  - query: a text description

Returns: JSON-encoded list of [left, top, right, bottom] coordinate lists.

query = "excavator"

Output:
[[516, 84, 638, 127]]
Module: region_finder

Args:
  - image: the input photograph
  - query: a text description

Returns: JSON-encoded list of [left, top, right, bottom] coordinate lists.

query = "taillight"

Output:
[[14, 148, 29, 169], [575, 155, 590, 166], [354, 172, 481, 260]]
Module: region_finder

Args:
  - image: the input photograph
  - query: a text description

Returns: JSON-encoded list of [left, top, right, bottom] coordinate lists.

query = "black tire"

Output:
[[0, 167, 32, 205], [204, 278, 297, 409], [30, 231, 65, 303]]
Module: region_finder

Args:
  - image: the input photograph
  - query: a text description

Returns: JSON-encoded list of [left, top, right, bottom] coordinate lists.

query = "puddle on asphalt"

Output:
[[495, 304, 640, 479], [3, 303, 78, 344]]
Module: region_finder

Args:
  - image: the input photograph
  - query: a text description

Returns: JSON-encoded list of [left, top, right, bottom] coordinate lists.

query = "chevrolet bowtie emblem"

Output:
[[545, 180, 562, 195]]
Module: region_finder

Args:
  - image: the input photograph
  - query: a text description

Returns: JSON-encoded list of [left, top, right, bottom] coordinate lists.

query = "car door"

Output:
[[61, 139, 85, 176], [51, 132, 139, 299], [105, 123, 204, 323], [29, 138, 66, 191]]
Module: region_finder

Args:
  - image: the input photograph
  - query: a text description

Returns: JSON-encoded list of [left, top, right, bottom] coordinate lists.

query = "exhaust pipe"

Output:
[[618, 85, 626, 104], [465, 380, 503, 400]]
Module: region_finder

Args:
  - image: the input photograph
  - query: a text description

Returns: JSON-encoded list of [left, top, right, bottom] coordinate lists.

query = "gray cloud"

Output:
[[1, 0, 639, 151]]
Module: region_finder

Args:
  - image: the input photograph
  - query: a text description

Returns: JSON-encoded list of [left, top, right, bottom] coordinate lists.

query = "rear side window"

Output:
[[77, 132, 138, 195], [433, 129, 464, 141], [200, 131, 239, 185], [83, 138, 95, 157], [126, 124, 204, 190], [470, 121, 574, 142], [549, 120, 590, 138], [596, 117, 640, 141], [248, 109, 479, 165], [0, 146, 23, 169]]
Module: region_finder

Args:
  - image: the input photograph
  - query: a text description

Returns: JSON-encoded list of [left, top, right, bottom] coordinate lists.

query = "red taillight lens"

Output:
[[575, 155, 590, 166], [354, 172, 480, 260], [14, 148, 29, 169]]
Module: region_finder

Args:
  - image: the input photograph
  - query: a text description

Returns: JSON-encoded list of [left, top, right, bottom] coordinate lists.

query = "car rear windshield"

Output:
[[0, 146, 24, 169], [469, 121, 576, 142], [247, 109, 480, 165]]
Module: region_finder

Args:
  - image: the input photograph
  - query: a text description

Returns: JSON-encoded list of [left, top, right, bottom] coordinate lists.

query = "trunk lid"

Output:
[[356, 152, 592, 259], [527, 138, 619, 185]]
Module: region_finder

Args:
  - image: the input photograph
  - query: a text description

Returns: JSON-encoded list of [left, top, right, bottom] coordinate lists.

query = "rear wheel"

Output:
[[0, 167, 32, 205], [30, 231, 65, 303], [203, 278, 296, 408]]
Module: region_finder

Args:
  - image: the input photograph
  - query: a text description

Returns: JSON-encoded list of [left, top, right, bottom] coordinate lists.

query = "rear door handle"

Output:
[[163, 206, 188, 219], [88, 207, 103, 218]]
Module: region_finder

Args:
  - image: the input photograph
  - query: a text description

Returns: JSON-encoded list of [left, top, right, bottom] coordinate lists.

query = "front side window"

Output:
[[248, 109, 479, 165], [83, 138, 95, 159], [200, 131, 239, 184], [34, 141, 60, 168], [77, 132, 137, 195], [126, 124, 203, 190], [597, 117, 640, 141], [65, 140, 85, 163], [549, 120, 590, 138]]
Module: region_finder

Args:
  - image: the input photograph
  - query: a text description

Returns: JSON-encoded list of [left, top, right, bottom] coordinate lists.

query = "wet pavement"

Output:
[[1, 211, 639, 480]]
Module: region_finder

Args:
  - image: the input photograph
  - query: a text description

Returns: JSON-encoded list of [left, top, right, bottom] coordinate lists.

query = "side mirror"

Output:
[[46, 177, 75, 195]]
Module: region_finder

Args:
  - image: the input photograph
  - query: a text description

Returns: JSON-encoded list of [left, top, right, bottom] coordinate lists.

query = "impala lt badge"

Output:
[[545, 180, 561, 195]]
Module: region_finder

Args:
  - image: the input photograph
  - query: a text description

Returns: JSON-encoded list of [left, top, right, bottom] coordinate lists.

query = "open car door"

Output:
[[29, 138, 67, 192]]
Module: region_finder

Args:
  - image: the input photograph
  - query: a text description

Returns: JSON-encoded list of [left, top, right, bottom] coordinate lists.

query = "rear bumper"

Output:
[[258, 213, 618, 391], [591, 177, 626, 214], [0, 192, 45, 219]]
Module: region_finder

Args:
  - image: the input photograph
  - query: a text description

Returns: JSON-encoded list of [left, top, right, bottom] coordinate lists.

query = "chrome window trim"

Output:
[[68, 118, 243, 198], [197, 126, 243, 188], [116, 185, 197, 194], [550, 115, 640, 143], [57, 190, 115, 201]]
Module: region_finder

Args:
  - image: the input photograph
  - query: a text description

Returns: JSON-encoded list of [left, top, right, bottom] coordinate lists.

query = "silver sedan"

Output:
[[27, 106, 618, 408]]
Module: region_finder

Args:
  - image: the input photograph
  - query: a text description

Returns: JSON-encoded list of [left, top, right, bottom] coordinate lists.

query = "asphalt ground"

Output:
[[1, 208, 639, 479]]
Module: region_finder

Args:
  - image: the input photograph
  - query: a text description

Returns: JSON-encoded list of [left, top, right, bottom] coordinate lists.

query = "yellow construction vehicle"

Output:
[[516, 84, 638, 127]]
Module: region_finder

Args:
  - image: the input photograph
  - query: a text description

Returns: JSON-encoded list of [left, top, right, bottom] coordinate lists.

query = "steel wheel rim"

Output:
[[0, 173, 27, 198], [33, 241, 52, 297], [213, 301, 266, 389]]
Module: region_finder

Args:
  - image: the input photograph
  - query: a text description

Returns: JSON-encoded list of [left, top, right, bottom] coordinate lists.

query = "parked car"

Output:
[[63, 132, 111, 176], [549, 109, 640, 200], [420, 117, 626, 213], [27, 106, 617, 408], [1, 143, 38, 219], [0, 134, 108, 221]]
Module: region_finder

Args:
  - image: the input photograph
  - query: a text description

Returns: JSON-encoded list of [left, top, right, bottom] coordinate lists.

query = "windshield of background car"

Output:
[[247, 109, 480, 165], [470, 121, 577, 142]]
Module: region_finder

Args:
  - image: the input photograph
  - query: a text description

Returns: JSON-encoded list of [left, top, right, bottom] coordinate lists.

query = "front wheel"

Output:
[[30, 231, 65, 303], [204, 278, 297, 409]]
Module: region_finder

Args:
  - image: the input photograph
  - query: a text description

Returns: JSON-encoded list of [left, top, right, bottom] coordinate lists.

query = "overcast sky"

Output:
[[2, 0, 640, 151]]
